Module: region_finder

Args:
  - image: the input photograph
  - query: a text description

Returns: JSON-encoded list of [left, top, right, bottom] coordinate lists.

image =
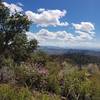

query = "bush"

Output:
[[0, 57, 15, 83], [14, 63, 48, 91], [30, 50, 50, 68], [61, 70, 93, 100], [0, 84, 33, 100], [18, 87, 33, 100], [14, 63, 35, 87], [33, 91, 61, 100], [46, 74, 61, 95]]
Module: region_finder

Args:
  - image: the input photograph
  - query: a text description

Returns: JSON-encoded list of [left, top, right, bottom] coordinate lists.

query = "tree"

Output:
[[27, 39, 38, 54], [0, 2, 38, 63]]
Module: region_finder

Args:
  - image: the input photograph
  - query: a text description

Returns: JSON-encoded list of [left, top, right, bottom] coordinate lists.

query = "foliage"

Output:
[[0, 84, 33, 100], [46, 74, 61, 95], [62, 70, 93, 100], [14, 63, 35, 87], [0, 2, 38, 63], [33, 91, 61, 100], [14, 63, 47, 91], [30, 50, 50, 67]]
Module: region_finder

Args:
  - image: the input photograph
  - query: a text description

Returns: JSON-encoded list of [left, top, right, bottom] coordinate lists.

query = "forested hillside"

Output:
[[0, 1, 100, 100]]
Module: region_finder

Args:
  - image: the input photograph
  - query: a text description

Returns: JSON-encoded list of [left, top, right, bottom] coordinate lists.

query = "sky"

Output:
[[4, 0, 100, 49]]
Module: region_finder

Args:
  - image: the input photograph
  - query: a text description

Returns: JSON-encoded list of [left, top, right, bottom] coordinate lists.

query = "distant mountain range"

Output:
[[38, 46, 100, 57]]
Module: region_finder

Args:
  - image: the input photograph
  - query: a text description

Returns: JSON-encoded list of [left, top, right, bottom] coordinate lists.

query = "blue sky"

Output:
[[4, 0, 100, 49]]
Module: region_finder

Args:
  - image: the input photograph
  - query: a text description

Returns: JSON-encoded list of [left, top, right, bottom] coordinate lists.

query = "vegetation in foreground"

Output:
[[0, 1, 100, 100]]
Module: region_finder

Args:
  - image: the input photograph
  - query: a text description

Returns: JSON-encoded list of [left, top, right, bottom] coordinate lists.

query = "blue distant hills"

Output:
[[38, 46, 100, 57]]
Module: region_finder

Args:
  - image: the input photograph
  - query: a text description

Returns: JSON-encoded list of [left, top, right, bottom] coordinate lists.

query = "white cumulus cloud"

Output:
[[72, 22, 95, 33], [25, 9, 68, 27], [72, 22, 95, 42], [25, 26, 96, 47]]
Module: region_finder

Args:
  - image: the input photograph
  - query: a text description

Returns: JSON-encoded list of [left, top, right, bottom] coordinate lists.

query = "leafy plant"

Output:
[[0, 84, 33, 100]]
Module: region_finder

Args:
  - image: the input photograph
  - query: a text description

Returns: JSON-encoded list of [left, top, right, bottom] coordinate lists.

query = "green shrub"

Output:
[[62, 70, 93, 100], [33, 91, 61, 100], [0, 84, 33, 100], [14, 63, 35, 86], [17, 87, 33, 100], [14, 63, 48, 91], [0, 57, 15, 83], [0, 84, 17, 100], [46, 75, 61, 95]]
